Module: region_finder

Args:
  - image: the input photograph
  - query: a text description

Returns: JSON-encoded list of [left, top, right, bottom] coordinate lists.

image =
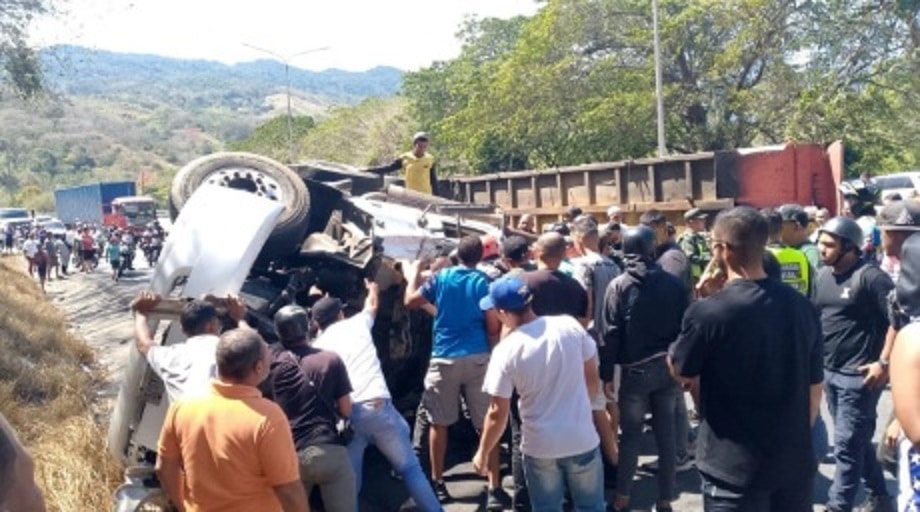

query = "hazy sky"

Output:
[[31, 0, 541, 71]]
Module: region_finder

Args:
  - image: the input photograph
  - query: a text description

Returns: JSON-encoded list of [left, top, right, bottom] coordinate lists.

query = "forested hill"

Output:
[[41, 44, 404, 108]]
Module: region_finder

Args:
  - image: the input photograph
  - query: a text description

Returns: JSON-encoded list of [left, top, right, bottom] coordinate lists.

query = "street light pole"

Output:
[[652, 0, 667, 157], [242, 44, 330, 163]]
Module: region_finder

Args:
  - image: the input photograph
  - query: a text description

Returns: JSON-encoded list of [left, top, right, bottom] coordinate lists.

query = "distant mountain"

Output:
[[39, 45, 404, 112]]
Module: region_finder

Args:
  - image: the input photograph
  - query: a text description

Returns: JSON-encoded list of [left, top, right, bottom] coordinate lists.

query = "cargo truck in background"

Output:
[[54, 182, 157, 233], [442, 141, 846, 228]]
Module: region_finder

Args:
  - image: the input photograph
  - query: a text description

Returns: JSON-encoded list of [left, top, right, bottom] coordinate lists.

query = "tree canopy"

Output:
[[403, 0, 920, 176], [1, 0, 56, 98]]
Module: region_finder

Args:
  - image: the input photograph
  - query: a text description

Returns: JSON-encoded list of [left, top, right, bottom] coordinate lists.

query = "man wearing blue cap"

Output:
[[474, 275, 605, 512]]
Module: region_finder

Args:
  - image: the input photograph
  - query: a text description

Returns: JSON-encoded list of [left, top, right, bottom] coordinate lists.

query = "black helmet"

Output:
[[817, 217, 864, 248], [274, 305, 310, 343], [622, 225, 657, 259]]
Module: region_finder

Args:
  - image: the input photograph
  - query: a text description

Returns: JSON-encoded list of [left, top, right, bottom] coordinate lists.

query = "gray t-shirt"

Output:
[[572, 251, 621, 336]]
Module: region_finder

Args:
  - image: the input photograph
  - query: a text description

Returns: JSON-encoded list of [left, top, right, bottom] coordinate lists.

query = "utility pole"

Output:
[[652, 0, 667, 157], [242, 44, 330, 163]]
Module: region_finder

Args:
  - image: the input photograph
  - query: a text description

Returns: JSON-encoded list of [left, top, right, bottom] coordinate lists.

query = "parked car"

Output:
[[874, 172, 920, 200]]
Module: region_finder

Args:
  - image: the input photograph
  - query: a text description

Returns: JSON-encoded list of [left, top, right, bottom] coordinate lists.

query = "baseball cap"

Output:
[[897, 233, 920, 318], [777, 204, 809, 227], [878, 201, 920, 232], [501, 235, 530, 262], [683, 207, 707, 221], [479, 275, 533, 312], [311, 296, 343, 328], [607, 206, 622, 217], [412, 131, 429, 142]]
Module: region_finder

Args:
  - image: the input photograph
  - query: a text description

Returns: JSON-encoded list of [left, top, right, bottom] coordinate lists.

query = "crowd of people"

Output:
[[1, 220, 165, 287], [4, 191, 920, 512]]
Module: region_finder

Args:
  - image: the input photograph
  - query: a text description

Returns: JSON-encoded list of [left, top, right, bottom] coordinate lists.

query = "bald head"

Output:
[[216, 328, 267, 383], [534, 232, 567, 269]]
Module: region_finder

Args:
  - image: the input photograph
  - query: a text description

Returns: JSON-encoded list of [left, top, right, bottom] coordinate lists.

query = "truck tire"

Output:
[[170, 152, 311, 261]]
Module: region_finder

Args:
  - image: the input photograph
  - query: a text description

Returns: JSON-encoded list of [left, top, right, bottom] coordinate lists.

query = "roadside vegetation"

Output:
[[0, 256, 121, 511]]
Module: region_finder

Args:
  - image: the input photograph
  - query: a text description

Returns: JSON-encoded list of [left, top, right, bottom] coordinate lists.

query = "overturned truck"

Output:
[[109, 152, 501, 510]]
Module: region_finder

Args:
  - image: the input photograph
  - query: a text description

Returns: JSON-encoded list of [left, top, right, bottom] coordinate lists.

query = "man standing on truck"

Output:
[[678, 208, 711, 285], [366, 132, 438, 196]]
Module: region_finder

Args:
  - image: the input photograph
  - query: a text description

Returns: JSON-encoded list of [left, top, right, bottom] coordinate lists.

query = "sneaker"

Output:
[[639, 453, 695, 473], [486, 487, 511, 510], [857, 494, 895, 512], [432, 481, 452, 504]]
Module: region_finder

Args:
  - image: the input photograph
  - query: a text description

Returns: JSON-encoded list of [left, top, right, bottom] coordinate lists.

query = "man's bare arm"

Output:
[[404, 260, 431, 310], [891, 325, 920, 447], [363, 279, 379, 318], [584, 355, 600, 399], [336, 395, 352, 419], [131, 291, 161, 356], [472, 397, 510, 476], [155, 455, 186, 512], [809, 383, 823, 426], [485, 309, 502, 347], [273, 480, 310, 512]]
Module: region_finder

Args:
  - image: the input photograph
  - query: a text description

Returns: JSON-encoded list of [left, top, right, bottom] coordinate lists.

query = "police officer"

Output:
[[762, 208, 814, 297], [365, 132, 438, 195], [678, 208, 711, 284]]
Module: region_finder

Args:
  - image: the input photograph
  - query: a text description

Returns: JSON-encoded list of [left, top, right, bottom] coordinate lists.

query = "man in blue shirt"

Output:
[[406, 235, 503, 506]]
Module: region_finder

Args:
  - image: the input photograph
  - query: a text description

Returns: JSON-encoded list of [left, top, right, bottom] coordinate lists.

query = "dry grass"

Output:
[[0, 256, 122, 511]]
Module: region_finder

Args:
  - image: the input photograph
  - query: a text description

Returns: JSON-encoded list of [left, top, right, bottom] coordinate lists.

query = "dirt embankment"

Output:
[[0, 255, 136, 511]]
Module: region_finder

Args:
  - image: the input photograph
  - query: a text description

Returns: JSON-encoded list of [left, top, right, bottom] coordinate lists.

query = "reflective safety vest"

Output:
[[679, 232, 711, 280], [400, 151, 435, 195], [767, 245, 810, 295]]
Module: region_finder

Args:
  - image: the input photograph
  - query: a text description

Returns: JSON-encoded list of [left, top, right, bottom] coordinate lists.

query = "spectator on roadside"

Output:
[[156, 328, 308, 512], [22, 232, 38, 275], [601, 225, 688, 512], [678, 208, 711, 285], [497, 235, 535, 275], [670, 206, 823, 511], [878, 201, 920, 283], [54, 235, 70, 276], [762, 207, 814, 297], [517, 214, 537, 235], [607, 206, 624, 225], [0, 413, 46, 512], [404, 235, 504, 507], [570, 215, 622, 474], [43, 236, 58, 280], [131, 292, 248, 402], [3, 224, 13, 255], [106, 235, 122, 281], [473, 274, 604, 512], [33, 244, 48, 292], [522, 232, 588, 322], [80, 228, 95, 273], [312, 280, 441, 512], [477, 234, 504, 281], [814, 217, 896, 512], [267, 303, 356, 512]]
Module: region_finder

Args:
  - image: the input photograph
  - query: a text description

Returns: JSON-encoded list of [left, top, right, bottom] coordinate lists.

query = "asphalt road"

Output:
[[357, 392, 898, 512]]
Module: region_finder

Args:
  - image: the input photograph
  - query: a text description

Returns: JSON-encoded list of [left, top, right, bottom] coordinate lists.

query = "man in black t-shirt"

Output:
[[669, 206, 823, 512], [523, 232, 588, 321], [266, 305, 356, 512], [813, 217, 895, 512]]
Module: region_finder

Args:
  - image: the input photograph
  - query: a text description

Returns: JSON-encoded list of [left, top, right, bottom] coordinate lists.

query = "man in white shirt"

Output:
[[22, 233, 38, 275], [473, 275, 604, 512], [131, 292, 247, 402], [312, 281, 441, 511]]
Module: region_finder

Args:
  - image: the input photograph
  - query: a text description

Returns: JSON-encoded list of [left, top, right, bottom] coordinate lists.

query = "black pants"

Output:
[[700, 473, 813, 512], [509, 391, 530, 511]]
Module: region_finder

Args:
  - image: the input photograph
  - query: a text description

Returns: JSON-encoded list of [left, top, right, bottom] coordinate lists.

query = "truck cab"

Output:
[[109, 197, 157, 233]]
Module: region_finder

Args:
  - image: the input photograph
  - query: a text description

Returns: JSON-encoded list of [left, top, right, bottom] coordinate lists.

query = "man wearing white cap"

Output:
[[366, 132, 438, 195]]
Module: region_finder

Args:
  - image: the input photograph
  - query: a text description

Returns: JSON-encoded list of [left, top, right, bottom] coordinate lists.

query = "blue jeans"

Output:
[[616, 357, 678, 502], [523, 446, 605, 512], [348, 399, 441, 512], [825, 370, 888, 511]]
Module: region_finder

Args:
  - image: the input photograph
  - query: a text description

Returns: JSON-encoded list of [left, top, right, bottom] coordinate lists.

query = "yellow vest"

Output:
[[400, 152, 435, 195], [767, 245, 810, 295]]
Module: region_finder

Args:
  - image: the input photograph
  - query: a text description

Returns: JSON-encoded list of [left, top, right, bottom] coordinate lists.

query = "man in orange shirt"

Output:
[[156, 328, 308, 512]]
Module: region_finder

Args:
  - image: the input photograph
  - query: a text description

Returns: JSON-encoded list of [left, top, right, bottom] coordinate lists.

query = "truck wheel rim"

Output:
[[203, 168, 283, 202]]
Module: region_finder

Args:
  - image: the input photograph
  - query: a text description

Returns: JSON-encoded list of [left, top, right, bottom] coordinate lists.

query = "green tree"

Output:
[[1, 0, 57, 97], [228, 115, 315, 161]]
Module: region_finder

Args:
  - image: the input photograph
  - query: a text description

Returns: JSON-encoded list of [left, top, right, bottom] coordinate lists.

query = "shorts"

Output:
[[82, 249, 95, 260], [4, 236, 12, 248], [36, 265, 47, 278], [422, 353, 491, 429]]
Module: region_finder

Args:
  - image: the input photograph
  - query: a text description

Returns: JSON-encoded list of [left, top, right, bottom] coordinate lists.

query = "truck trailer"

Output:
[[54, 182, 157, 232]]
